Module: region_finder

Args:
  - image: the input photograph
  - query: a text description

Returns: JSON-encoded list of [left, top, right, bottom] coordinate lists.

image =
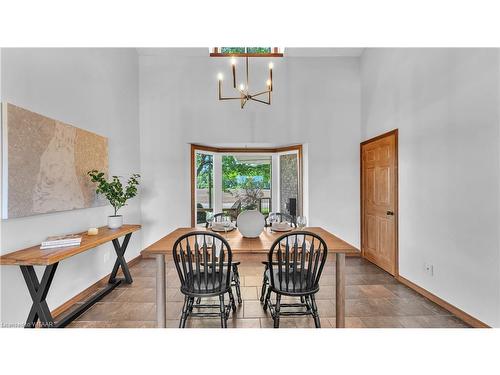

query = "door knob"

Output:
[[386, 211, 394, 216]]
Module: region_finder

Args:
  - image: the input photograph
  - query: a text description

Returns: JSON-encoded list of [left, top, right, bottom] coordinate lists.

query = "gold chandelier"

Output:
[[211, 47, 283, 109]]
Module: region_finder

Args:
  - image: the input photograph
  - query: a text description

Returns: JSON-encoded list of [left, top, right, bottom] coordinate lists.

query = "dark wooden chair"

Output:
[[205, 213, 242, 304], [262, 231, 328, 328], [173, 231, 235, 328], [260, 212, 297, 302], [264, 212, 296, 227]]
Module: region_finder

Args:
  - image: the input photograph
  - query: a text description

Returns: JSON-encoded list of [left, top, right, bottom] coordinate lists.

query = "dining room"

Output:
[[1, 2, 499, 371], [1, 46, 497, 331]]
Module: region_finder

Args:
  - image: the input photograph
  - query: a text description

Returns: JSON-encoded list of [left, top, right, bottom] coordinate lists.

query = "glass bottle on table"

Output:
[[268, 213, 277, 232], [296, 216, 307, 230], [223, 218, 232, 236]]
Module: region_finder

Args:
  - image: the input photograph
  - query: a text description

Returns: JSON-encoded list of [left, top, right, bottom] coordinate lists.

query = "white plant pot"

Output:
[[108, 215, 123, 229], [237, 210, 265, 238]]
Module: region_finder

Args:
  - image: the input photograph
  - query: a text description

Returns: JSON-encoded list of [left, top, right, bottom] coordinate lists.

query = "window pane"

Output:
[[246, 47, 271, 54], [219, 47, 272, 54], [195, 153, 213, 224], [220, 47, 246, 54], [222, 155, 272, 218], [280, 153, 299, 217]]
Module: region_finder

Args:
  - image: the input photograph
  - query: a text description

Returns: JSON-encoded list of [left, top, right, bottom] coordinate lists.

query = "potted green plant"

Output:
[[87, 170, 140, 229]]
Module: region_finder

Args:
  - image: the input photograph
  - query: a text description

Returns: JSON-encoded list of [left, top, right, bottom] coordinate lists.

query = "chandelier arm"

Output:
[[249, 96, 270, 105], [251, 90, 272, 97], [220, 83, 245, 100]]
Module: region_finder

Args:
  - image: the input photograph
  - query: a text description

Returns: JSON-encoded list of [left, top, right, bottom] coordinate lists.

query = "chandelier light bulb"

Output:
[[268, 62, 274, 69], [266, 79, 271, 87], [217, 73, 223, 80], [231, 57, 236, 65], [239, 83, 245, 91]]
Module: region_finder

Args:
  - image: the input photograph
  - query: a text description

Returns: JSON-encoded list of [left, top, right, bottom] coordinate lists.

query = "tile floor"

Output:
[[65, 255, 469, 328]]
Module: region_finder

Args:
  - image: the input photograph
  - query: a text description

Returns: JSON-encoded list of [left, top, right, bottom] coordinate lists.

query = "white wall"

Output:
[[361, 48, 500, 327], [0, 48, 142, 324], [139, 53, 361, 251]]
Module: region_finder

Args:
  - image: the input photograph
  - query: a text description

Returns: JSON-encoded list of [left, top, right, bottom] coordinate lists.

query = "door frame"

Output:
[[360, 129, 399, 277]]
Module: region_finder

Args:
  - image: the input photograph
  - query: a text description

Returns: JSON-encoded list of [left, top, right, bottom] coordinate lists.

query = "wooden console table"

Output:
[[0, 224, 141, 328]]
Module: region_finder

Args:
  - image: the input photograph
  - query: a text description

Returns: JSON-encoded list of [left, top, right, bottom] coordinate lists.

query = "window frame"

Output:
[[190, 144, 303, 227]]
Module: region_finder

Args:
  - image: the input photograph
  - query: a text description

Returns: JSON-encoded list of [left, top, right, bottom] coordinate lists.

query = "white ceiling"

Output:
[[136, 48, 364, 57]]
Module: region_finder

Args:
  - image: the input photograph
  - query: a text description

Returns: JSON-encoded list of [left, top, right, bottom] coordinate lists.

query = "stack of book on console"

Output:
[[40, 234, 82, 250]]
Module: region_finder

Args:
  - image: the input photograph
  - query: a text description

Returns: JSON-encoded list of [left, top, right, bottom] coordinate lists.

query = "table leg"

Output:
[[20, 263, 58, 328], [156, 254, 166, 328], [109, 233, 133, 284], [335, 253, 345, 328]]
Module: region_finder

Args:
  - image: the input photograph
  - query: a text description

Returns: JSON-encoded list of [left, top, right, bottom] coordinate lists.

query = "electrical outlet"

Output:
[[424, 263, 434, 276]]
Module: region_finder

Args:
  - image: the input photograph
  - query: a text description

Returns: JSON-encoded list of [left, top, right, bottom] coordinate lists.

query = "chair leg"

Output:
[[260, 269, 268, 303], [274, 294, 281, 328], [219, 294, 227, 328], [310, 295, 321, 328], [263, 287, 272, 311], [228, 289, 237, 312], [183, 298, 194, 328], [304, 295, 311, 311], [232, 264, 242, 305], [179, 296, 189, 328]]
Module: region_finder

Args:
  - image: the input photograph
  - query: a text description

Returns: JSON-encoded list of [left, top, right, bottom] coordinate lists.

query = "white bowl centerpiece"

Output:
[[237, 210, 265, 238]]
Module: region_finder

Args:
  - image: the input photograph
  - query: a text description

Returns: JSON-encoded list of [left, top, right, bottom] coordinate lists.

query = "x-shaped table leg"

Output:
[[109, 233, 133, 284], [20, 263, 58, 328]]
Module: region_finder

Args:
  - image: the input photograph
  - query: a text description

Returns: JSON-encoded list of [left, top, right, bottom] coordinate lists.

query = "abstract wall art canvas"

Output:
[[1, 103, 109, 219]]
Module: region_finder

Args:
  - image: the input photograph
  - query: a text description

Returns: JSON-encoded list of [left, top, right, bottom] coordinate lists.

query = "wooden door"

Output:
[[361, 130, 398, 275]]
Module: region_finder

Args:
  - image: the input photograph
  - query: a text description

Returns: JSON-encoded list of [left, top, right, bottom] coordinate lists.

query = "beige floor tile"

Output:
[[243, 276, 263, 287], [106, 287, 156, 303], [260, 317, 331, 328], [184, 318, 261, 328], [166, 288, 185, 302], [77, 302, 156, 321], [360, 316, 404, 328], [398, 315, 469, 328], [386, 298, 436, 316], [240, 286, 258, 300], [327, 317, 366, 328], [67, 320, 156, 328], [244, 300, 270, 318], [358, 285, 397, 298], [120, 276, 155, 289]]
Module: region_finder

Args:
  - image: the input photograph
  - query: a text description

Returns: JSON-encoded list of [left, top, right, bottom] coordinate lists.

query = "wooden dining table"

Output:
[[141, 226, 359, 328]]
